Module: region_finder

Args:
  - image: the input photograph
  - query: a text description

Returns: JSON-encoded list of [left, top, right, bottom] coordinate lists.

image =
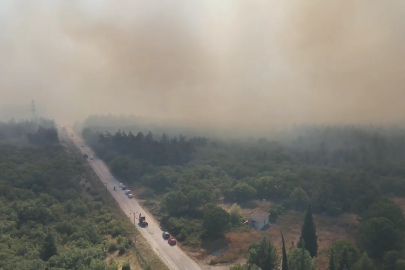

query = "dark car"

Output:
[[162, 232, 170, 240], [122, 186, 126, 190]]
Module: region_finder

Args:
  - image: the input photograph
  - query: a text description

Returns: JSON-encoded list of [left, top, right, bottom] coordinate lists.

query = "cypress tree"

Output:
[[282, 232, 289, 270], [299, 203, 318, 257]]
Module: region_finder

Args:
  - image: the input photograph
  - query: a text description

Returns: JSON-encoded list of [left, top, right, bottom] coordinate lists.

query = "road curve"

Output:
[[66, 128, 202, 270]]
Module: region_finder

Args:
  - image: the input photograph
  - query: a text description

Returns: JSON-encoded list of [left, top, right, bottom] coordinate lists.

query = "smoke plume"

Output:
[[1, 0, 404, 132]]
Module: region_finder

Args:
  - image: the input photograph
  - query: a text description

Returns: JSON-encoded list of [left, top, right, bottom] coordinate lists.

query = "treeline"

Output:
[[0, 120, 129, 270], [0, 118, 57, 141], [82, 128, 208, 166], [81, 124, 405, 252]]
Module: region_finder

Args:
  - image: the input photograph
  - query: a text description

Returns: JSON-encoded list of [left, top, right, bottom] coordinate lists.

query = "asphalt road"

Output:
[[66, 129, 202, 270]]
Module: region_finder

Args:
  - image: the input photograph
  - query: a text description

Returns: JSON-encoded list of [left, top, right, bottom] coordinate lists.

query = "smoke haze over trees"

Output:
[[1, 0, 405, 131]]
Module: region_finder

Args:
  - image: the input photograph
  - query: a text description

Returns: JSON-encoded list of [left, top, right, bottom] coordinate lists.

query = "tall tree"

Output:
[[358, 217, 402, 259], [396, 260, 405, 270], [40, 233, 57, 261], [282, 232, 289, 270], [353, 252, 376, 270], [339, 248, 351, 270], [288, 241, 314, 270], [298, 203, 318, 257], [247, 236, 280, 270], [329, 251, 336, 270], [383, 250, 403, 270], [203, 203, 230, 237], [329, 240, 360, 270]]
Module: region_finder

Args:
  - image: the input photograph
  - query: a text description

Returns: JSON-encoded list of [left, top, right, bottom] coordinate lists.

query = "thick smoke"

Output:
[[1, 0, 404, 131]]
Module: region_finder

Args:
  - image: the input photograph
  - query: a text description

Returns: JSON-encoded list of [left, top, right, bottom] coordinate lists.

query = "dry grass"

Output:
[[393, 197, 405, 212], [210, 208, 359, 270], [266, 211, 359, 269], [86, 163, 169, 270]]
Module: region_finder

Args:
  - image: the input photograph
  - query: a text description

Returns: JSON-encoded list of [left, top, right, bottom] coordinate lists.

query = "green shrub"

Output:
[[269, 204, 286, 222], [122, 261, 130, 270], [118, 245, 127, 255], [108, 243, 118, 252]]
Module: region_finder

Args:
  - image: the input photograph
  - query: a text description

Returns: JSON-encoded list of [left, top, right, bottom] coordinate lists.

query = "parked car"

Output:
[[128, 194, 133, 198], [168, 238, 177, 245], [125, 190, 131, 195], [162, 232, 170, 240], [119, 183, 123, 187], [122, 186, 126, 190]]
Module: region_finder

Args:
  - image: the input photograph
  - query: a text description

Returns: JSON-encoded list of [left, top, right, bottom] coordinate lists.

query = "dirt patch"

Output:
[[393, 197, 405, 212]]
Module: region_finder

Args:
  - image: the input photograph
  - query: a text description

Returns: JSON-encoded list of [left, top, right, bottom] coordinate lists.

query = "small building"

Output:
[[248, 211, 270, 230]]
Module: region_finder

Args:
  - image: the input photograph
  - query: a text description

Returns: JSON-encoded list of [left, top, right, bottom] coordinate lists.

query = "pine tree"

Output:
[[40, 233, 57, 261], [299, 203, 318, 257], [329, 252, 336, 270], [282, 232, 289, 270]]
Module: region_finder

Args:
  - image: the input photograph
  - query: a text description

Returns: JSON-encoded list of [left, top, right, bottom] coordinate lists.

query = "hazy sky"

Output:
[[1, 0, 405, 130]]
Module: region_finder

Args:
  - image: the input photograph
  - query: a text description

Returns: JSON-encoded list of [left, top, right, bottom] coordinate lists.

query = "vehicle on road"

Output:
[[128, 194, 133, 198], [125, 190, 131, 195], [162, 232, 170, 240], [121, 186, 126, 190], [139, 214, 148, 227], [119, 183, 123, 187], [168, 238, 177, 245], [89, 156, 94, 160]]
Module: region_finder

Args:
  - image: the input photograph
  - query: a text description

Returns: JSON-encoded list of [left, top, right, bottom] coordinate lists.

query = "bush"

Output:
[[230, 203, 243, 226], [122, 261, 131, 270], [119, 245, 127, 255], [289, 187, 310, 212], [108, 243, 118, 252], [269, 205, 286, 223]]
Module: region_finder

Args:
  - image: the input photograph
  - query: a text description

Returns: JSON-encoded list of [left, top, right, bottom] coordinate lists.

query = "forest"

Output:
[[81, 121, 405, 269], [0, 120, 131, 270]]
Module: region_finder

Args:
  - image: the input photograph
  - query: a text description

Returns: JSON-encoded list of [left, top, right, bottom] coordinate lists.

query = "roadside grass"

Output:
[[85, 161, 169, 270], [62, 136, 169, 270]]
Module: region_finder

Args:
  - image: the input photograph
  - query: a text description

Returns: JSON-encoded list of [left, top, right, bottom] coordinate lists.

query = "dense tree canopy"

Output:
[[0, 120, 128, 270], [328, 240, 360, 270], [353, 252, 376, 270], [288, 246, 314, 270], [202, 203, 230, 237], [82, 122, 405, 261], [359, 217, 403, 259]]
